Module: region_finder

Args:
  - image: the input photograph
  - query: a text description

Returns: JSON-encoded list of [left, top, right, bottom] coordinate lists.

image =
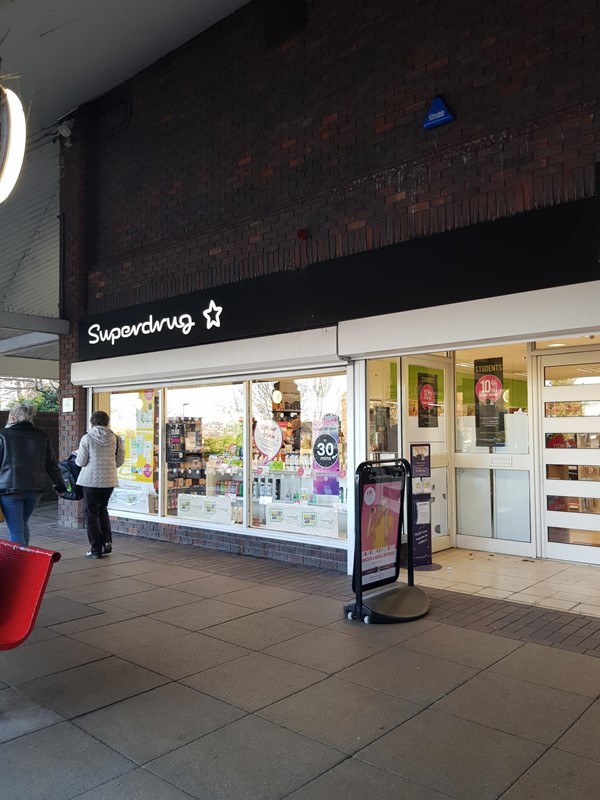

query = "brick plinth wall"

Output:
[[59, 0, 600, 556], [110, 517, 347, 572]]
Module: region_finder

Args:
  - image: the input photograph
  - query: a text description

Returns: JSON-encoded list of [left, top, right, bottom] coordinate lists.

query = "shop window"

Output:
[[166, 384, 244, 525], [367, 359, 399, 458], [251, 374, 347, 540], [100, 389, 160, 515]]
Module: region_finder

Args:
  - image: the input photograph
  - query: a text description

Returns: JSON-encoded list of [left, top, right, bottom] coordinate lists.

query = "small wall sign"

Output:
[[423, 96, 454, 130]]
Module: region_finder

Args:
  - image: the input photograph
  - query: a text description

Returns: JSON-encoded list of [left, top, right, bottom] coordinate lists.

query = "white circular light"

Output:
[[272, 389, 283, 404], [0, 86, 27, 204]]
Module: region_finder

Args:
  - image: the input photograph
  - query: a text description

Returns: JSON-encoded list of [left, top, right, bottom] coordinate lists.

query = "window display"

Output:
[[103, 389, 160, 514], [96, 372, 348, 542], [166, 385, 244, 525], [251, 374, 348, 540]]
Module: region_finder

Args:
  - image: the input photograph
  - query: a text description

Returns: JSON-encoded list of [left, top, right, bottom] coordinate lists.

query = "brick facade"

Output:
[[59, 0, 600, 562]]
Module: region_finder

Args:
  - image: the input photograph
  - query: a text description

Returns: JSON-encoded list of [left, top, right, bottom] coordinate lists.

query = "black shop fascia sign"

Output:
[[78, 195, 599, 361]]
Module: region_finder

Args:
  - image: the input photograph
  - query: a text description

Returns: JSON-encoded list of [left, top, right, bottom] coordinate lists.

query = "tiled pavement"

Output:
[[1, 506, 600, 799]]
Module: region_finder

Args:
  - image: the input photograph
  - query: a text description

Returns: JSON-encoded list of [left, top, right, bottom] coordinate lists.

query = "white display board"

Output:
[[177, 493, 233, 524], [266, 503, 338, 537]]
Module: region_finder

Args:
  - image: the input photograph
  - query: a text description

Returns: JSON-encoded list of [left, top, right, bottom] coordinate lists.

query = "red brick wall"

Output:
[[64, 0, 600, 315]]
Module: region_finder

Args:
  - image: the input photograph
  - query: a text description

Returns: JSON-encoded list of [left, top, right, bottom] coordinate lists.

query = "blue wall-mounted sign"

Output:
[[423, 96, 454, 130]]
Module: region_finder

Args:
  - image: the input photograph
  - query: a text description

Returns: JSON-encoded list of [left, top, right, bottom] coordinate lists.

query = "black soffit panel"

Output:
[[78, 195, 600, 361]]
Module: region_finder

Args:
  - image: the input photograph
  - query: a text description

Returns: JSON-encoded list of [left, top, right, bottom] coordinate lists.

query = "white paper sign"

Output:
[[253, 419, 283, 463]]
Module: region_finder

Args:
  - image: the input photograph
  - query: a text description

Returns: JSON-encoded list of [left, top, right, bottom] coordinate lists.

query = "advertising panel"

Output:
[[354, 463, 405, 592], [475, 357, 505, 447], [418, 373, 438, 428]]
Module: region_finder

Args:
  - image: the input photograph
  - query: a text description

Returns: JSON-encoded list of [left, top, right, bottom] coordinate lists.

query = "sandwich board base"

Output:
[[344, 583, 430, 624]]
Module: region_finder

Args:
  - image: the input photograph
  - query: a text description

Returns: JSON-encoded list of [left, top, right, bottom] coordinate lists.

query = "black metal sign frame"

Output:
[[351, 458, 413, 598]]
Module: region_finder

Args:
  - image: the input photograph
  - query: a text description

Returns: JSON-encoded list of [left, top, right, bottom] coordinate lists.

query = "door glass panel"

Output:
[[546, 465, 600, 481], [494, 470, 530, 541], [456, 468, 492, 537], [407, 364, 446, 454], [456, 467, 530, 541], [547, 496, 600, 514], [545, 432, 600, 448], [545, 401, 600, 417], [430, 467, 448, 539], [544, 364, 600, 386], [548, 527, 600, 547], [367, 359, 399, 457], [455, 344, 529, 454]]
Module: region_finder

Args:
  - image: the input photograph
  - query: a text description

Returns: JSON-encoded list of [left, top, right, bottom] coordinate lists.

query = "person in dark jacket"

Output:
[[0, 404, 67, 546]]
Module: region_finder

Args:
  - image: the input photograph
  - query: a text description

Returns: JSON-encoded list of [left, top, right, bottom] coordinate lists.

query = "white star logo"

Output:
[[203, 299, 223, 329]]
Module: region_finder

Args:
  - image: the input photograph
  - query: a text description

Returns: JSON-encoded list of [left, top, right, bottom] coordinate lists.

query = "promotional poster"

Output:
[[475, 357, 505, 447], [359, 473, 403, 588]]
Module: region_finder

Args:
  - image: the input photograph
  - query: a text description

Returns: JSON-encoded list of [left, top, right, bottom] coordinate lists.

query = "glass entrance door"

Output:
[[403, 355, 452, 552], [541, 351, 600, 564], [454, 344, 534, 556]]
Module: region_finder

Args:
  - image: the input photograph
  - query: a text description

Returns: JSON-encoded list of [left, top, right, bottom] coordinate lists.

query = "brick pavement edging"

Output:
[[426, 588, 600, 659]]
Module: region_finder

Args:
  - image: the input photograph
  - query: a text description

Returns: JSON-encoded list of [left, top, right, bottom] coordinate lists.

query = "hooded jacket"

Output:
[[0, 420, 67, 493], [76, 425, 125, 488]]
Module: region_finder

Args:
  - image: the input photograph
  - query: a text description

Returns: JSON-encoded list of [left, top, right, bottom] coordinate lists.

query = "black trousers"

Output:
[[83, 487, 114, 555]]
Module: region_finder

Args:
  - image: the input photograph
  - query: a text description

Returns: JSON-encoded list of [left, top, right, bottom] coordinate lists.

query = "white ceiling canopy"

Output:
[[0, 0, 250, 378], [0, 0, 250, 135]]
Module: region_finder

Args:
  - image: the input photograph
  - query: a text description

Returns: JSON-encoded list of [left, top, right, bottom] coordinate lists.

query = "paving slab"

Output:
[[128, 565, 214, 585], [150, 598, 254, 630], [0, 687, 63, 743], [286, 757, 450, 800], [263, 627, 390, 673], [175, 575, 260, 597], [0, 636, 107, 685], [339, 643, 477, 705], [218, 584, 307, 610], [74, 767, 197, 799], [69, 616, 194, 655], [57, 577, 158, 604], [490, 642, 600, 696], [433, 669, 592, 744], [75, 682, 245, 764], [0, 721, 133, 800], [500, 748, 600, 800], [119, 630, 250, 679], [554, 699, 600, 762], [398, 622, 523, 668], [19, 656, 168, 718], [328, 616, 441, 645], [265, 594, 345, 626], [258, 675, 422, 754], [356, 708, 545, 800], [34, 594, 103, 627], [202, 609, 317, 650], [101, 586, 202, 615], [148, 715, 344, 800], [182, 652, 327, 712]]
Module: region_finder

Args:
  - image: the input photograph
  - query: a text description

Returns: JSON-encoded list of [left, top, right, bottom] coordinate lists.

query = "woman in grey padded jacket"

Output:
[[76, 410, 125, 559]]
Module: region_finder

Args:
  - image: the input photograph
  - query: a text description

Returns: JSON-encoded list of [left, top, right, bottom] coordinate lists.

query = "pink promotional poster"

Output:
[[360, 479, 402, 586]]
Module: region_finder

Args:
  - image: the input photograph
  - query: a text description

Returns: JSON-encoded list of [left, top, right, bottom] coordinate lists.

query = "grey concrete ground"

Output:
[[1, 505, 600, 799]]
